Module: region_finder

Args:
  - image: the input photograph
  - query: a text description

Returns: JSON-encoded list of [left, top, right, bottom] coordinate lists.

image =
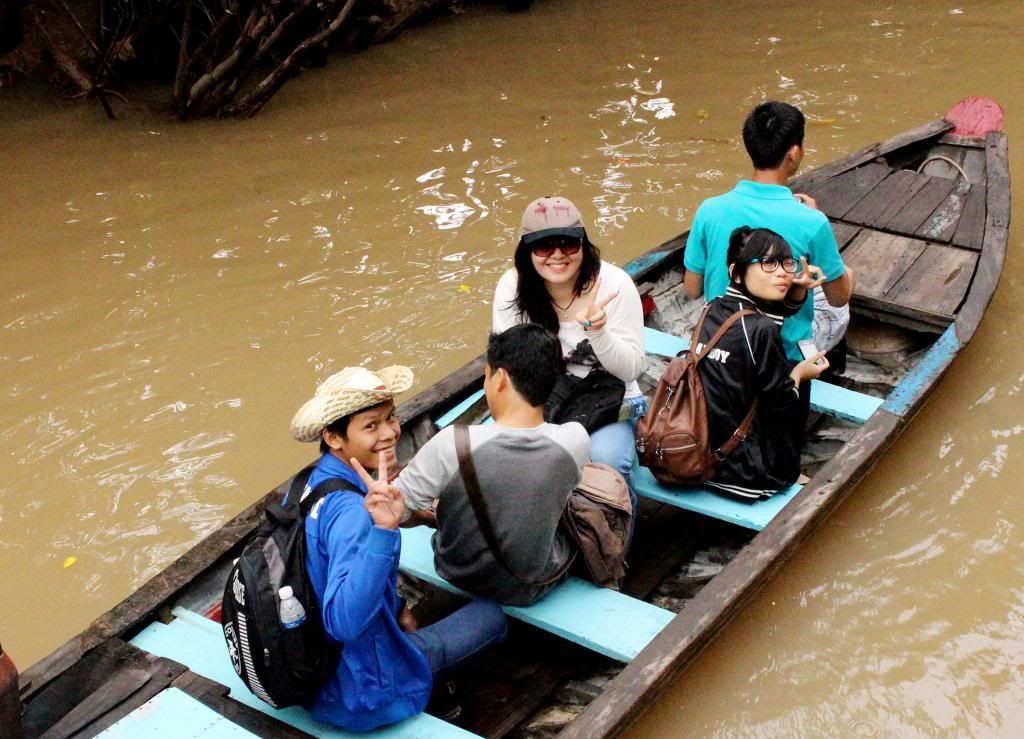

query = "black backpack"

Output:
[[221, 466, 360, 708]]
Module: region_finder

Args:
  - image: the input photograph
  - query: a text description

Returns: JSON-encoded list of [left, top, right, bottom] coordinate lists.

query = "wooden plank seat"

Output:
[[399, 526, 674, 663], [643, 327, 884, 424], [96, 687, 260, 739], [130, 606, 478, 738]]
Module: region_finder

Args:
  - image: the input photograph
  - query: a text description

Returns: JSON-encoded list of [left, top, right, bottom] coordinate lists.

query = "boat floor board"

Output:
[[130, 607, 478, 738], [807, 161, 892, 219], [398, 526, 674, 663], [642, 327, 884, 424], [20, 636, 187, 737], [886, 174, 958, 234], [842, 230, 929, 298], [952, 179, 987, 249], [95, 687, 261, 739], [888, 243, 978, 315]]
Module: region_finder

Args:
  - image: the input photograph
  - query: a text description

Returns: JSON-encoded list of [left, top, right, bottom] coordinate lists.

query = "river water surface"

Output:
[[2, 1, 1022, 735]]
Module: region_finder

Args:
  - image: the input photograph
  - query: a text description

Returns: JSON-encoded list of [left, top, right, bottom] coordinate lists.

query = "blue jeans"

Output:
[[406, 599, 507, 681], [589, 418, 640, 548]]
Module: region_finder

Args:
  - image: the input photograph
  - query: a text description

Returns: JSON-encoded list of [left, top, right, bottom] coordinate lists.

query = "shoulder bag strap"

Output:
[[454, 425, 570, 587], [299, 476, 362, 516], [704, 308, 762, 460], [693, 309, 755, 362]]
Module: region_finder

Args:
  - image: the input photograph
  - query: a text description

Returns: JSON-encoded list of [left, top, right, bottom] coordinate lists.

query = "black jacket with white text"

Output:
[[696, 287, 806, 500]]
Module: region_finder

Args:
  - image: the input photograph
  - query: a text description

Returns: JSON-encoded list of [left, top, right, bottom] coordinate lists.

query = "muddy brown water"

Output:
[[2, 0, 1022, 734]]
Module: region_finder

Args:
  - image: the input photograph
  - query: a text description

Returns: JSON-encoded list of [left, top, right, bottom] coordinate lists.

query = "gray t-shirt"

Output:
[[396, 422, 589, 606]]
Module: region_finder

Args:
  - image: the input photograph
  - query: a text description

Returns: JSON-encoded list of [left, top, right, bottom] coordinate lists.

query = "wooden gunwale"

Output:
[[558, 125, 1005, 738]]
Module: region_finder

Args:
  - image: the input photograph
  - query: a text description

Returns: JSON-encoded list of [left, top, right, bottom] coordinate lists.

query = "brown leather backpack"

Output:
[[636, 306, 759, 486]]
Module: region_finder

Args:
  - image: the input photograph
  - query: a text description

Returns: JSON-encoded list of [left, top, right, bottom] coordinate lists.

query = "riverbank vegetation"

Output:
[[1, 0, 531, 118]]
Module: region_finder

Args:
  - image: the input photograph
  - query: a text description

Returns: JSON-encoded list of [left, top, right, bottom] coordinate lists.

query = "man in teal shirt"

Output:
[[684, 101, 857, 360]]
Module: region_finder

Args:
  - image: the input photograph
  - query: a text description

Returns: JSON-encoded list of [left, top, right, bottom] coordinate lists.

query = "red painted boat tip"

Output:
[[944, 96, 1004, 136]]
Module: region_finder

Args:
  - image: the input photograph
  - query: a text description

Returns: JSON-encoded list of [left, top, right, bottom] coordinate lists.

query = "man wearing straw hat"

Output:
[[290, 364, 507, 731]]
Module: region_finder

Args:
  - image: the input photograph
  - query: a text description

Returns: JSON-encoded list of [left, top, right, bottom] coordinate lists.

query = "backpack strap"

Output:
[[692, 308, 756, 363], [298, 475, 363, 517], [454, 424, 571, 587], [692, 307, 761, 463]]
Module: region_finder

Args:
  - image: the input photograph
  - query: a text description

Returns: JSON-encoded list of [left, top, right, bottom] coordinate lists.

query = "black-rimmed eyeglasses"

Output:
[[750, 256, 798, 273]]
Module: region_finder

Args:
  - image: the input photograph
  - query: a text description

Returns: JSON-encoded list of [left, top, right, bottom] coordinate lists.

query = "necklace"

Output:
[[552, 295, 575, 317]]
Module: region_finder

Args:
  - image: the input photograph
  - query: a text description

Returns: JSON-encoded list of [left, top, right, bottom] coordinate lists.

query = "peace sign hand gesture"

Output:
[[576, 278, 618, 332], [791, 257, 826, 291], [351, 451, 405, 530]]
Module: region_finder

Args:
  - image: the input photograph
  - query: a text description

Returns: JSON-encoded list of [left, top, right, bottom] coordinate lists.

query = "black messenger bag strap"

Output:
[[453, 424, 571, 587]]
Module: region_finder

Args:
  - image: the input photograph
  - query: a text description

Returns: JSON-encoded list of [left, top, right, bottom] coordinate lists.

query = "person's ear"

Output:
[[729, 264, 741, 284], [322, 429, 343, 451], [495, 367, 511, 392], [787, 143, 803, 170]]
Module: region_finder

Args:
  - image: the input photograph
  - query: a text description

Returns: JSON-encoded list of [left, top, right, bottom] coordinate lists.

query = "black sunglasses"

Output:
[[531, 238, 583, 258]]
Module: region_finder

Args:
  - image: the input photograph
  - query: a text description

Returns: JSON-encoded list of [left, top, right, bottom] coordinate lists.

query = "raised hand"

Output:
[[793, 193, 820, 210], [352, 451, 405, 530], [791, 257, 826, 291], [576, 278, 618, 332], [790, 352, 830, 386]]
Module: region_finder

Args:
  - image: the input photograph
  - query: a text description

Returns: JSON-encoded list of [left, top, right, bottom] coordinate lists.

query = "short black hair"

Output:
[[511, 233, 602, 332], [742, 101, 805, 170], [319, 412, 354, 454], [727, 226, 794, 285], [486, 323, 564, 407]]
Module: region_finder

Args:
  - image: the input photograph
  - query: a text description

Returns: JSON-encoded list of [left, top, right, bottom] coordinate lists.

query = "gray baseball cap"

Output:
[[519, 196, 586, 244]]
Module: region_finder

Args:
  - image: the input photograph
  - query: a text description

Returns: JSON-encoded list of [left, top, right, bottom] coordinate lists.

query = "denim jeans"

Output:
[[406, 599, 507, 681]]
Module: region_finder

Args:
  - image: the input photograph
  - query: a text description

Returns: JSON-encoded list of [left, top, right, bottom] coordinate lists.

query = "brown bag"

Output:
[[561, 462, 632, 588], [636, 306, 759, 487]]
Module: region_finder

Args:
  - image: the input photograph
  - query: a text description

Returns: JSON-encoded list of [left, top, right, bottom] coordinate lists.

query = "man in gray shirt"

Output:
[[397, 324, 589, 606]]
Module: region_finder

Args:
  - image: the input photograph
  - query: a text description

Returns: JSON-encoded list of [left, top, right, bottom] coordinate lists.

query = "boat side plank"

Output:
[[791, 118, 953, 190], [955, 132, 1010, 343]]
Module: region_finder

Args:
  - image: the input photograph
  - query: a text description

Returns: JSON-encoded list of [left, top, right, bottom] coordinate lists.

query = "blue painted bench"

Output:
[[130, 606, 478, 738], [97, 687, 260, 738], [399, 526, 673, 663], [643, 327, 883, 424]]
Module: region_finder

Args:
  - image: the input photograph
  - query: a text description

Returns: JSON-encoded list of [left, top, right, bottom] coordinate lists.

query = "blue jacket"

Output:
[[301, 452, 432, 731]]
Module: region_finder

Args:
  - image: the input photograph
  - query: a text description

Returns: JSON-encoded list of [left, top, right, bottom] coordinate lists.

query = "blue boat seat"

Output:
[[632, 459, 801, 531], [97, 687, 259, 738], [399, 527, 674, 663], [130, 607, 478, 738], [643, 327, 883, 424]]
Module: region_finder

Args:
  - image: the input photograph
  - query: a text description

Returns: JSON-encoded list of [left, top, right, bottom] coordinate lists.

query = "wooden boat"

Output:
[[16, 98, 1008, 738]]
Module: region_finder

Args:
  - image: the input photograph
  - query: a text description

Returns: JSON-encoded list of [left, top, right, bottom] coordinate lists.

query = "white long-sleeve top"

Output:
[[492, 260, 645, 398]]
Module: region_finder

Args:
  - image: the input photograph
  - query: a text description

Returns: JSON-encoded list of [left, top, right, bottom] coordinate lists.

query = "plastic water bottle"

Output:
[[278, 586, 306, 630]]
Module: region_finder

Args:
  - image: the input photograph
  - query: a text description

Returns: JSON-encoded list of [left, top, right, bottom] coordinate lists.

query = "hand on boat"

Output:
[[791, 257, 826, 290], [577, 278, 618, 332], [352, 451, 406, 530]]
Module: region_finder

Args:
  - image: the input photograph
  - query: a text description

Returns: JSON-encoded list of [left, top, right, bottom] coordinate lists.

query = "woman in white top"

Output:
[[492, 195, 646, 490]]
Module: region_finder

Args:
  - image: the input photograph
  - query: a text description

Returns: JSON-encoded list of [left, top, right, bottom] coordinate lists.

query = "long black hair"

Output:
[[510, 233, 602, 332], [727, 226, 794, 293]]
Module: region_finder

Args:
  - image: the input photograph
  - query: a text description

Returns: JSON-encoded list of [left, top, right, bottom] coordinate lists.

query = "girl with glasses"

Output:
[[492, 196, 646, 501], [696, 226, 829, 501]]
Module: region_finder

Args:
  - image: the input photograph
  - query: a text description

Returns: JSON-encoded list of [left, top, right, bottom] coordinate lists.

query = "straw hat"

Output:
[[290, 365, 414, 443]]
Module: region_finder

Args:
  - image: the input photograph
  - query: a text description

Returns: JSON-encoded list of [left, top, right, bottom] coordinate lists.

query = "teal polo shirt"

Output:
[[683, 180, 846, 360]]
